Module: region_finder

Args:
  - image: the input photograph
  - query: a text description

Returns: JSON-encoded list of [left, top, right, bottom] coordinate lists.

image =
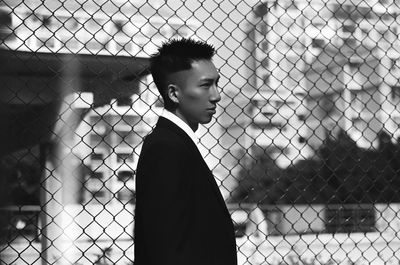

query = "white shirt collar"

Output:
[[161, 109, 210, 168], [161, 109, 199, 146]]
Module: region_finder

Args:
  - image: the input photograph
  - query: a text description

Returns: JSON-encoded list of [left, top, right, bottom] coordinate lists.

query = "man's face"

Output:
[[170, 59, 221, 131]]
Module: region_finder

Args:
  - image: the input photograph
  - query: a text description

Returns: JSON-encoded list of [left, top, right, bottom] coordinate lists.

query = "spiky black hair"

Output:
[[149, 38, 216, 110]]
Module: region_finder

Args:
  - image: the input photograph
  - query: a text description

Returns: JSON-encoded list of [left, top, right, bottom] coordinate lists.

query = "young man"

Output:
[[134, 38, 237, 265]]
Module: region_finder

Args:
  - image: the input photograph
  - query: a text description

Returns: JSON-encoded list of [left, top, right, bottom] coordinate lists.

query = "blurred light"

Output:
[[15, 219, 26, 230]]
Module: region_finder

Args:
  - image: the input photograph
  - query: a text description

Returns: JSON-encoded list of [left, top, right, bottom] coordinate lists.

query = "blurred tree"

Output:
[[374, 131, 400, 202], [230, 146, 286, 204], [319, 130, 361, 203], [284, 158, 325, 204], [233, 129, 400, 204]]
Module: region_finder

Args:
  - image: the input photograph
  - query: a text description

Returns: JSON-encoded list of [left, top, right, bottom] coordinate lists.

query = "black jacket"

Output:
[[134, 117, 237, 265]]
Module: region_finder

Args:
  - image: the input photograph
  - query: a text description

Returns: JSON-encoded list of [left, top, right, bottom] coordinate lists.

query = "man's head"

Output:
[[150, 38, 221, 131]]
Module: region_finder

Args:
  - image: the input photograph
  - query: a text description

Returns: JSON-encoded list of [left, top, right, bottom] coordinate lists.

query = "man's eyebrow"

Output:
[[200, 76, 220, 82]]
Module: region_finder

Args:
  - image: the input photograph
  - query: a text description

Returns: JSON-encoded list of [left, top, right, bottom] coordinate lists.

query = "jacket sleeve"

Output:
[[135, 140, 194, 265]]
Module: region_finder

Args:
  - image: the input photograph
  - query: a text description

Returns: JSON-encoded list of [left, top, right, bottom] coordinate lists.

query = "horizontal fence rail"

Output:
[[1, 0, 400, 264]]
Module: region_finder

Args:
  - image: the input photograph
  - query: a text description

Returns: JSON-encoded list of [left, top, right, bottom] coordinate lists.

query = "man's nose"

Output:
[[210, 85, 221, 103]]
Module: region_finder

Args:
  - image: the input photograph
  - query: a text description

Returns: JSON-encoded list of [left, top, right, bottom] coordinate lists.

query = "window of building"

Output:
[[117, 188, 134, 204], [270, 99, 285, 109], [0, 9, 11, 27], [117, 171, 134, 182], [29, 12, 41, 23], [258, 23, 268, 35], [311, 38, 325, 48], [115, 130, 131, 142], [91, 153, 104, 161], [348, 59, 362, 69], [0, 8, 13, 41], [252, 120, 284, 131], [294, 91, 307, 100], [262, 73, 270, 84], [90, 134, 103, 145], [391, 86, 400, 104], [297, 114, 306, 121], [120, 115, 139, 126], [0, 9, 11, 26], [254, 2, 268, 18], [344, 37, 357, 47], [390, 58, 398, 71], [91, 172, 104, 179], [116, 97, 133, 106], [42, 16, 51, 27], [261, 57, 269, 68], [90, 116, 102, 124], [260, 41, 269, 53], [92, 122, 106, 135], [116, 153, 133, 163], [92, 190, 108, 203], [342, 24, 356, 33], [251, 99, 264, 110]]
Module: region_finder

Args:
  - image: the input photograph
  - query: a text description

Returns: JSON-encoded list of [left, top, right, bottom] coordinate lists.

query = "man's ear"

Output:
[[167, 84, 180, 104]]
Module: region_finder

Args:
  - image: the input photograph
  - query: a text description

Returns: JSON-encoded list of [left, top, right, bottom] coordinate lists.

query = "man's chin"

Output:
[[200, 118, 213, 125]]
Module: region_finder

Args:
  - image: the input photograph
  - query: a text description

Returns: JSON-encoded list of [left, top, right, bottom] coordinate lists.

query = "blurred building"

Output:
[[0, 0, 201, 206], [2, 0, 400, 202], [246, 0, 400, 167]]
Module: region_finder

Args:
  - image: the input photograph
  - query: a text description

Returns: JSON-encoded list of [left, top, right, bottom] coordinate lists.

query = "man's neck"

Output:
[[169, 109, 198, 132]]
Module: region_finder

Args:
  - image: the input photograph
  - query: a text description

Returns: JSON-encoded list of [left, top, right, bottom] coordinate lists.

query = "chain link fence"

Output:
[[1, 0, 400, 264]]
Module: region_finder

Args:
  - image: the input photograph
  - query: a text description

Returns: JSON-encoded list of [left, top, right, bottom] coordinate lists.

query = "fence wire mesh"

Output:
[[1, 0, 400, 264]]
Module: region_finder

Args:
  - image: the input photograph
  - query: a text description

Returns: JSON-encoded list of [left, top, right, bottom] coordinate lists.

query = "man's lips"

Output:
[[207, 107, 216, 112]]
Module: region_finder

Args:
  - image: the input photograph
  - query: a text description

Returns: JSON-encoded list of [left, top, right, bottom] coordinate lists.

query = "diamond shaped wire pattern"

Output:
[[1, 0, 400, 264]]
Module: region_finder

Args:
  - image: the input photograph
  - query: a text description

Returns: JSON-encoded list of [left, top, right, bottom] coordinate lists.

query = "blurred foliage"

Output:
[[232, 130, 400, 204]]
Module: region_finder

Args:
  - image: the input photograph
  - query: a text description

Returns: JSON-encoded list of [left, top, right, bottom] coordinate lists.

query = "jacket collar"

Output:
[[160, 109, 199, 146]]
